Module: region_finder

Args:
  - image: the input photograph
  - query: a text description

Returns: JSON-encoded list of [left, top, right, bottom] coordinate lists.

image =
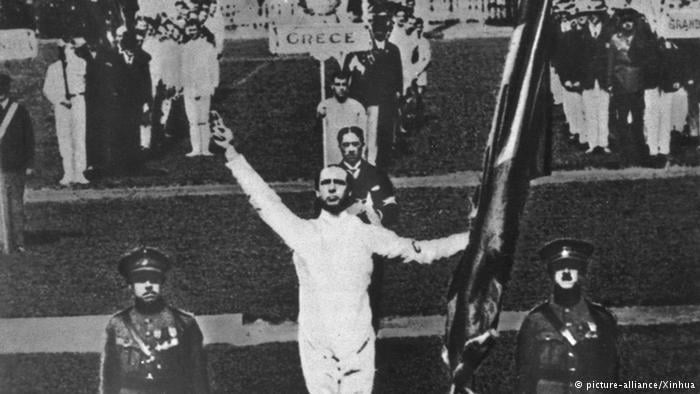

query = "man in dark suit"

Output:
[[516, 239, 618, 394], [337, 126, 398, 332], [97, 31, 151, 176], [607, 9, 654, 165], [345, 15, 402, 170], [0, 74, 34, 254], [100, 246, 210, 394]]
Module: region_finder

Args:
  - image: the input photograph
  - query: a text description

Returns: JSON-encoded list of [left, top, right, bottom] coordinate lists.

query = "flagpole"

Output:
[[320, 59, 328, 166], [0, 172, 11, 254]]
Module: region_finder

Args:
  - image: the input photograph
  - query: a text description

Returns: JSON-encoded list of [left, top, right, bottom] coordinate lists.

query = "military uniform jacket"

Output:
[[100, 303, 210, 394], [516, 299, 618, 394]]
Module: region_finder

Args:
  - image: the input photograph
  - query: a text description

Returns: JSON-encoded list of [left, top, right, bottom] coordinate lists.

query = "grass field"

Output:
[[2, 36, 699, 394], [2, 38, 698, 189], [1, 324, 698, 393], [2, 176, 698, 319]]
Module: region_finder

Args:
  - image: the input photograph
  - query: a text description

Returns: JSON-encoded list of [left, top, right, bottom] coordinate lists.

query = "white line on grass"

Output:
[[1, 305, 698, 354], [24, 166, 700, 203]]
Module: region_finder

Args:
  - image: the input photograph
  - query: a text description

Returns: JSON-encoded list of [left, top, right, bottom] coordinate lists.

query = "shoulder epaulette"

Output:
[[529, 300, 550, 314], [172, 306, 196, 319]]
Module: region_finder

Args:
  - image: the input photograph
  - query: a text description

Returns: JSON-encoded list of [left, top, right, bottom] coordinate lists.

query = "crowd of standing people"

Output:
[[551, 1, 700, 167], [42, 0, 223, 185]]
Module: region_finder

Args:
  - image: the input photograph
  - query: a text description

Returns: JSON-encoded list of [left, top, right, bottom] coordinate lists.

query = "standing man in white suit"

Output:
[[43, 39, 90, 185], [181, 18, 219, 157]]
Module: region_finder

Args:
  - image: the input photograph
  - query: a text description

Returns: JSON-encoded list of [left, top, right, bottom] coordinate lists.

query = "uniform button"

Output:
[[568, 352, 575, 357], [569, 367, 576, 372], [565, 322, 572, 327], [564, 308, 570, 313]]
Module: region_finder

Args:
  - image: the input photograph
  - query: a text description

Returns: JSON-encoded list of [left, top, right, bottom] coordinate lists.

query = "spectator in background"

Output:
[[346, 15, 402, 169], [413, 18, 431, 96], [181, 18, 219, 157], [556, 10, 587, 146], [337, 126, 399, 332], [580, 6, 613, 154], [607, 10, 650, 165], [317, 71, 367, 166], [0, 73, 34, 254], [96, 30, 151, 176], [647, 39, 689, 163], [43, 38, 90, 186]]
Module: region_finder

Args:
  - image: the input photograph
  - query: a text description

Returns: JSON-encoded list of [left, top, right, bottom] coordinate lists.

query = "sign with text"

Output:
[[0, 29, 38, 61], [269, 23, 372, 61], [660, 10, 700, 39]]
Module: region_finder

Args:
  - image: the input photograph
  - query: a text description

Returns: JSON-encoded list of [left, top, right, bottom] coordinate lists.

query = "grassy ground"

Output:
[[1, 176, 698, 319], [1, 324, 698, 393], [2, 38, 698, 189]]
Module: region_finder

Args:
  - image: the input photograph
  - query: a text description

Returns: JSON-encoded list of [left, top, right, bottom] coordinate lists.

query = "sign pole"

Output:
[[0, 172, 10, 254], [320, 58, 328, 167]]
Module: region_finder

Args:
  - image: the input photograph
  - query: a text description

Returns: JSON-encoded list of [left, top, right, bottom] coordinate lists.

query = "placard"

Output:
[[0, 29, 38, 61]]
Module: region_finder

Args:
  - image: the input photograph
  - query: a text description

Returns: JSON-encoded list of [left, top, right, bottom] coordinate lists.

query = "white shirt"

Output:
[[181, 37, 220, 97], [0, 98, 8, 111], [42, 54, 86, 106], [227, 155, 469, 357], [317, 97, 367, 165]]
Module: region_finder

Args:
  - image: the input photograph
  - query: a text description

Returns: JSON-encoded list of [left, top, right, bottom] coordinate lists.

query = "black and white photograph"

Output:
[[0, 0, 698, 393]]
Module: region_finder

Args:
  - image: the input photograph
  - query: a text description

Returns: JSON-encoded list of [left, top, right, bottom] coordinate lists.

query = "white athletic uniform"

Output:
[[317, 97, 367, 166], [181, 36, 220, 156], [225, 155, 469, 394], [43, 51, 89, 185]]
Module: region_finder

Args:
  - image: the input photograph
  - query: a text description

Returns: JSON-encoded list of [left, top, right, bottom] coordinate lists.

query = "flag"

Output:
[[443, 0, 553, 392]]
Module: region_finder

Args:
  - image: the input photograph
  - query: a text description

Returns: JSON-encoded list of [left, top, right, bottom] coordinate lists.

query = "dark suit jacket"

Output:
[[340, 159, 398, 227], [0, 101, 34, 172], [346, 41, 403, 107], [580, 19, 615, 90]]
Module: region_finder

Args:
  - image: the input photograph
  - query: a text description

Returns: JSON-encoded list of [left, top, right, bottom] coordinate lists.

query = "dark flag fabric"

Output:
[[443, 0, 553, 392]]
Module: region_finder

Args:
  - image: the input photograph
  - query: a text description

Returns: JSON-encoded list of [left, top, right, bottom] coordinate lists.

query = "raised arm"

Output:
[[367, 225, 468, 264], [214, 127, 312, 251]]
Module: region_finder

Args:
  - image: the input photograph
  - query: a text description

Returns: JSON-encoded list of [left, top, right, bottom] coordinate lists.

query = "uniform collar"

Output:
[[0, 98, 9, 111], [318, 208, 348, 221]]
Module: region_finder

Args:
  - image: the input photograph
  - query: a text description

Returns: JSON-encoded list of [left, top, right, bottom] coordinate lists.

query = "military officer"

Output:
[[516, 239, 618, 394], [100, 247, 210, 394]]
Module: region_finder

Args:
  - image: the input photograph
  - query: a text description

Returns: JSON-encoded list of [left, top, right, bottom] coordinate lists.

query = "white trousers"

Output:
[[54, 96, 88, 184], [644, 88, 661, 143], [550, 66, 563, 105], [582, 82, 610, 149], [366, 105, 379, 166], [183, 94, 212, 155], [299, 333, 375, 394], [561, 90, 586, 139], [647, 88, 688, 155]]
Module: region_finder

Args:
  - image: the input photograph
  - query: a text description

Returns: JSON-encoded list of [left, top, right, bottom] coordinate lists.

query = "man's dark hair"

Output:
[[314, 164, 354, 191], [0, 73, 10, 95], [337, 126, 365, 145], [332, 70, 351, 82]]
